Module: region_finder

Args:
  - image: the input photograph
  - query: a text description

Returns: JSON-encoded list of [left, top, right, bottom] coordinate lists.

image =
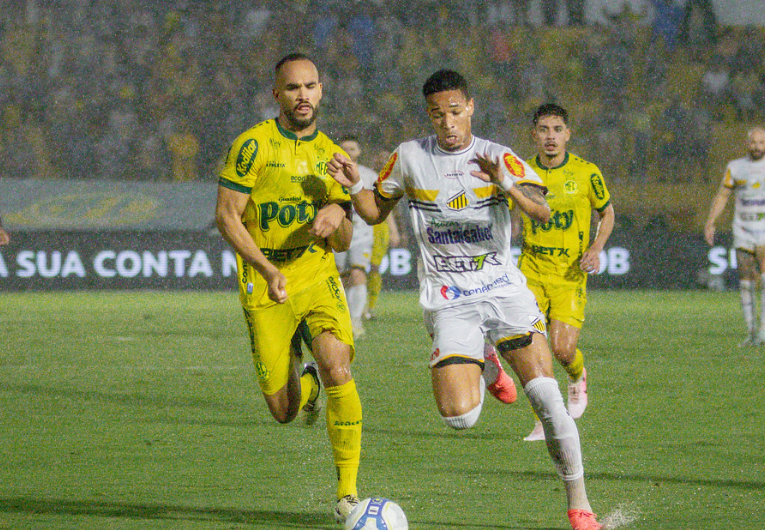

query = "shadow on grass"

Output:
[[0, 498, 536, 529], [0, 497, 335, 529], [434, 467, 765, 491]]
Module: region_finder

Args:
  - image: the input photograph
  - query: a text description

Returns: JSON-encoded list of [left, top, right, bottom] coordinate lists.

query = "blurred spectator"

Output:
[[541, 0, 586, 26], [650, 0, 684, 51], [165, 116, 200, 181], [700, 58, 731, 112], [679, 0, 717, 50]]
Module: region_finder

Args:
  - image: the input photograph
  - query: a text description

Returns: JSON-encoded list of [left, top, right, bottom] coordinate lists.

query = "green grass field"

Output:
[[1, 289, 763, 530]]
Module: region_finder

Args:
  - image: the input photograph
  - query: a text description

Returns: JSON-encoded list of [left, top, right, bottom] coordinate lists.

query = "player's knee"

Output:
[[523, 377, 566, 420], [442, 403, 482, 430]]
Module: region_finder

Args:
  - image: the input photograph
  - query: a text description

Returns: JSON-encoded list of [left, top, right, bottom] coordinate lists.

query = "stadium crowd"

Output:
[[0, 0, 763, 186]]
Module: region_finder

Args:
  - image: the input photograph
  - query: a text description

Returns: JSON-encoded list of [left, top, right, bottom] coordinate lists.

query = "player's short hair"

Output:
[[274, 52, 314, 74], [533, 103, 569, 126], [422, 69, 470, 100]]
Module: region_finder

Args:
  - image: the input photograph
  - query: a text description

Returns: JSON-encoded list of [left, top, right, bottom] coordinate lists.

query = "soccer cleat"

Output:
[[740, 333, 757, 347], [362, 309, 374, 321], [567, 509, 602, 530], [523, 420, 545, 441], [567, 368, 588, 419], [301, 362, 322, 426], [333, 494, 360, 524], [484, 346, 517, 404]]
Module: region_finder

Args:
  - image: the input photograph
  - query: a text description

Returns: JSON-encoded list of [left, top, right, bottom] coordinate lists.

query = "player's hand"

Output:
[[469, 152, 502, 184], [327, 152, 361, 189], [0, 228, 9, 246], [704, 223, 715, 246], [310, 203, 345, 238], [263, 267, 288, 304], [580, 248, 601, 274]]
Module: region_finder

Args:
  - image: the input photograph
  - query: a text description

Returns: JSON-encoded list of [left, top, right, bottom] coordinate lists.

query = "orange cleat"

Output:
[[485, 346, 517, 404], [567, 509, 602, 530]]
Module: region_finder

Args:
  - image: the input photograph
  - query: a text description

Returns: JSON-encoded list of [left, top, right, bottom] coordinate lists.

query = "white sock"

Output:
[[741, 280, 755, 334], [524, 377, 584, 481], [442, 377, 485, 430], [482, 343, 499, 386], [347, 284, 367, 322]]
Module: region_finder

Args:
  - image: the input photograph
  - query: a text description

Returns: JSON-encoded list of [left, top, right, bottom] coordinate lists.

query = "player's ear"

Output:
[[466, 98, 475, 117]]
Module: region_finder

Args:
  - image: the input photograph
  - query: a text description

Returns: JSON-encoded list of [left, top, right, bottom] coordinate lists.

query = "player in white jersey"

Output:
[[327, 70, 602, 530], [334, 136, 377, 338], [705, 126, 765, 346]]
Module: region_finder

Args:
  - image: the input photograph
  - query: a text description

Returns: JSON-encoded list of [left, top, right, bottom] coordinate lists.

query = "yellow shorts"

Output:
[[370, 222, 391, 266], [526, 278, 586, 328], [242, 275, 355, 395]]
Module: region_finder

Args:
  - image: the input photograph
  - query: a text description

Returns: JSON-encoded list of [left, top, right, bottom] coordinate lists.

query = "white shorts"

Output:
[[423, 289, 547, 368], [733, 222, 765, 252], [335, 217, 374, 273]]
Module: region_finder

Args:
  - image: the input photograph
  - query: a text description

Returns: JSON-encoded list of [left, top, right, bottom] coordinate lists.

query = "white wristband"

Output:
[[348, 180, 364, 195], [498, 177, 514, 193]]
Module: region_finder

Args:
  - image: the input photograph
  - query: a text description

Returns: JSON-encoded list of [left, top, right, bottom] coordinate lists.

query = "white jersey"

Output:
[[376, 135, 544, 311], [725, 156, 765, 229]]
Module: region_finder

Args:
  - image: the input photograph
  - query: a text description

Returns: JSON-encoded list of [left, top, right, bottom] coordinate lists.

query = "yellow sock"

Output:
[[325, 379, 362, 499], [564, 349, 584, 381], [299, 370, 318, 411], [367, 271, 382, 311]]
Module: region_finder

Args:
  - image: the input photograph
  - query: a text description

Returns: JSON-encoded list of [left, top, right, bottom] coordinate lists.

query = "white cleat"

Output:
[[523, 420, 545, 442], [567, 368, 588, 419], [333, 494, 360, 524], [351, 318, 366, 339]]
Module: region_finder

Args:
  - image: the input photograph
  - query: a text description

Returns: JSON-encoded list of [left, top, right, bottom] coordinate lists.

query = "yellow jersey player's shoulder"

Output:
[[568, 153, 602, 174], [219, 119, 277, 191]]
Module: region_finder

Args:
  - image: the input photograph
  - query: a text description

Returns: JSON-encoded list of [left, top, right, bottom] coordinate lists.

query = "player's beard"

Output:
[[284, 102, 320, 131], [750, 148, 765, 161]]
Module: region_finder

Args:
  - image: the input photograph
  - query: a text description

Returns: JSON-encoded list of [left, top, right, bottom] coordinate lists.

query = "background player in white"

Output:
[[705, 127, 765, 346], [328, 69, 602, 530], [334, 135, 377, 338]]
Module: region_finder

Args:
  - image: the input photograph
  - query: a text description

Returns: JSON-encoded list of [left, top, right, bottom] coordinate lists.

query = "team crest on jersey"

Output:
[[564, 180, 578, 194], [379, 153, 398, 182], [531, 317, 546, 333], [503, 152, 525, 178], [440, 285, 461, 300], [446, 191, 469, 210], [236, 139, 258, 177]]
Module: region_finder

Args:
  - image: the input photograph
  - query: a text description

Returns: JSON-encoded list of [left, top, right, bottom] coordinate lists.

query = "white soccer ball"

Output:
[[344, 497, 408, 530]]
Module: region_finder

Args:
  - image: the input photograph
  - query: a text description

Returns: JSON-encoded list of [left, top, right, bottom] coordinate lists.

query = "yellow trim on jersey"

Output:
[[474, 186, 495, 199], [405, 186, 439, 202]]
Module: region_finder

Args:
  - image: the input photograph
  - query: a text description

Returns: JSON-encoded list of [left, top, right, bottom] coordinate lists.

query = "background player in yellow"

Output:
[[214, 53, 363, 524], [517, 103, 615, 442], [364, 148, 402, 321]]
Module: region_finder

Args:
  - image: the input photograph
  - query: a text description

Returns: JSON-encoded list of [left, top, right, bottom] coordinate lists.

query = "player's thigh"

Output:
[[503, 332, 555, 387], [736, 248, 759, 280], [370, 223, 391, 266], [242, 304, 298, 396], [425, 304, 486, 367], [299, 276, 355, 377], [348, 233, 373, 273], [546, 281, 586, 329]]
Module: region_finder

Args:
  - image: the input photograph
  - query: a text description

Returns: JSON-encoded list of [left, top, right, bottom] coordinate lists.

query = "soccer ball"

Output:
[[344, 497, 408, 530]]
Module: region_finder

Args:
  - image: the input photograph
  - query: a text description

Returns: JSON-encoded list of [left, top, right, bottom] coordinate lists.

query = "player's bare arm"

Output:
[[327, 152, 394, 225], [215, 186, 288, 304], [314, 203, 353, 252], [704, 185, 732, 245], [580, 203, 615, 274]]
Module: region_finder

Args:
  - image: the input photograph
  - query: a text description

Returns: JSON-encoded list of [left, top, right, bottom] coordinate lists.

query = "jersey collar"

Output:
[[274, 118, 319, 142], [535, 152, 569, 170], [434, 135, 476, 155]]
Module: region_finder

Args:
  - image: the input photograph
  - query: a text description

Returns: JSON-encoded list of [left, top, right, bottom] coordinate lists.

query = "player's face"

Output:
[[532, 115, 571, 160], [747, 129, 765, 161], [340, 140, 361, 162], [426, 89, 474, 152], [273, 59, 322, 132]]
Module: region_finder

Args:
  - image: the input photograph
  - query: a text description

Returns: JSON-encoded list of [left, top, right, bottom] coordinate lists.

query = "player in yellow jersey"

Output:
[[214, 53, 363, 524], [517, 103, 615, 442]]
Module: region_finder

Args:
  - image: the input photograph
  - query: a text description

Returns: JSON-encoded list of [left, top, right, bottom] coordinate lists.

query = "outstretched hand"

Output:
[[470, 152, 503, 185], [327, 152, 360, 188]]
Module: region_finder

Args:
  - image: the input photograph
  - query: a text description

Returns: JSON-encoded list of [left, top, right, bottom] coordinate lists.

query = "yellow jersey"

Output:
[[219, 119, 351, 308], [518, 152, 611, 284]]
